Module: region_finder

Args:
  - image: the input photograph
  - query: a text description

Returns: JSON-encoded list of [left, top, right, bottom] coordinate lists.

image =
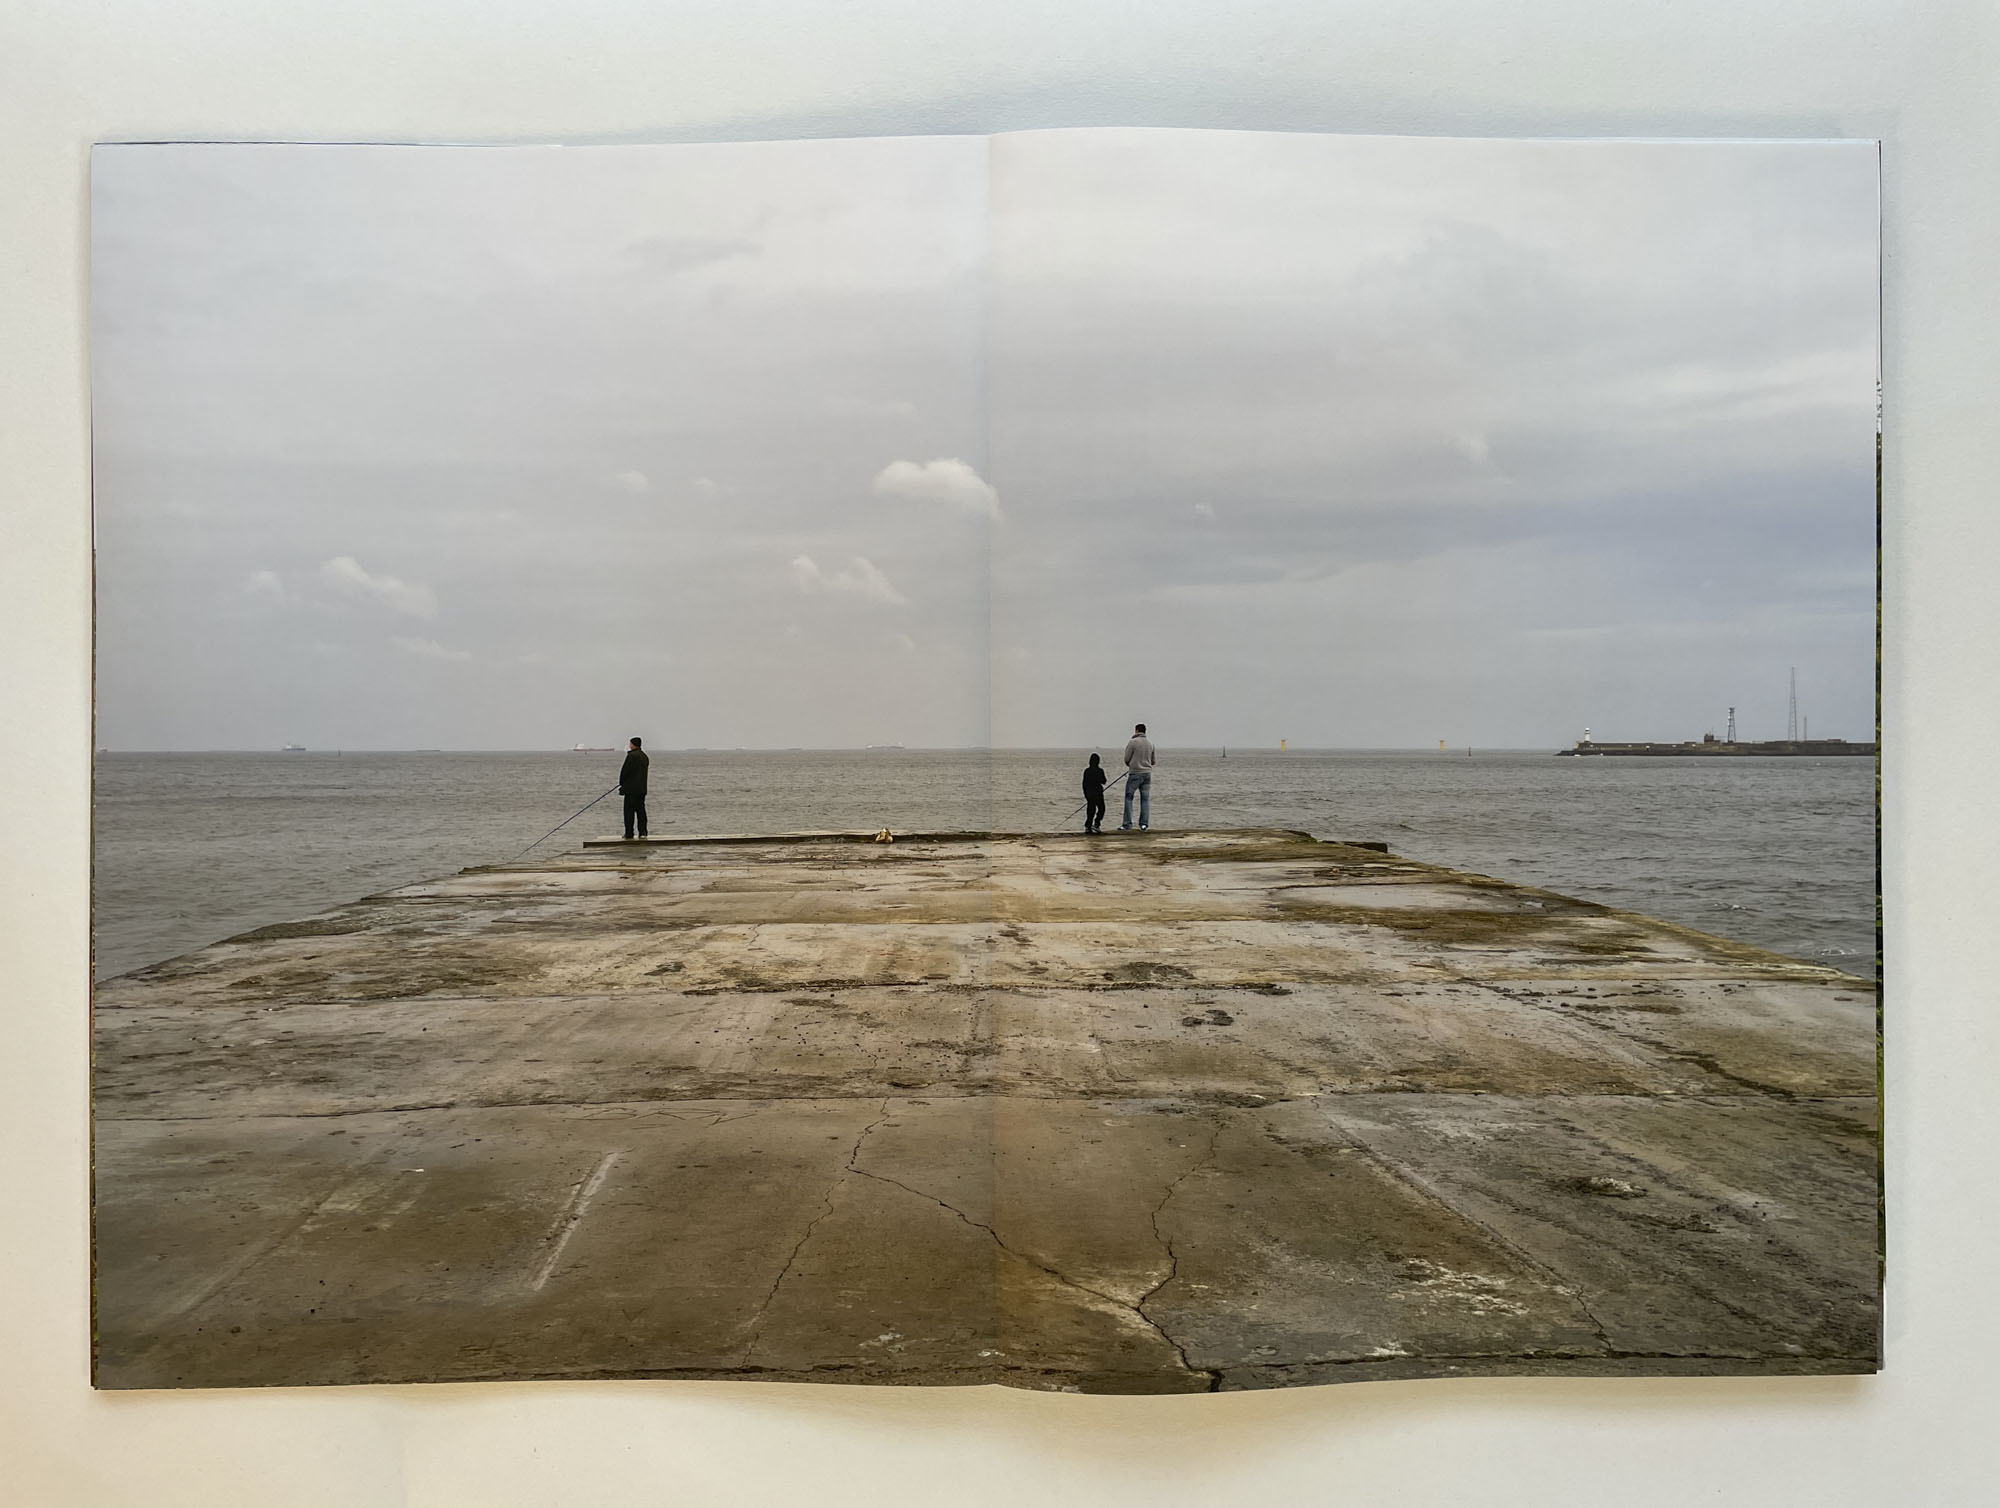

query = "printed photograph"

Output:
[[91, 130, 1881, 1391]]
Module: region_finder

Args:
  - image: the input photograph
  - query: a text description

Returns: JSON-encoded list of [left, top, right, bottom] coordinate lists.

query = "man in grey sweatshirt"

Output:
[[1120, 723, 1156, 831]]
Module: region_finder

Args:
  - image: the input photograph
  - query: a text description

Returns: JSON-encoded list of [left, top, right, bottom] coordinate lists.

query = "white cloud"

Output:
[[242, 568, 289, 602], [1193, 503, 1216, 520], [391, 636, 472, 662], [789, 553, 907, 606], [690, 477, 721, 499], [320, 556, 439, 619], [609, 470, 651, 495], [871, 458, 1000, 518]]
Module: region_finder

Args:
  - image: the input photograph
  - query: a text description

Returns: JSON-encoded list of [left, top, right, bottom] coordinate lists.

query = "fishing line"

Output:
[[508, 784, 620, 862]]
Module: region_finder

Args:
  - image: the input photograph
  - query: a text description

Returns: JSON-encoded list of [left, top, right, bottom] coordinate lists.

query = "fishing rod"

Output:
[[508, 784, 619, 862], [1061, 770, 1128, 825]]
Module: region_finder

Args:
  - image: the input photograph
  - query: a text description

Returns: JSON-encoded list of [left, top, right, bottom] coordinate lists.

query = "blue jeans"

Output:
[[1121, 770, 1151, 829]]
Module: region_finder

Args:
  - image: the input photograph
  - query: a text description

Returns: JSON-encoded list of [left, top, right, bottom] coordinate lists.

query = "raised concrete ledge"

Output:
[[579, 826, 1384, 850], [585, 829, 1031, 847]]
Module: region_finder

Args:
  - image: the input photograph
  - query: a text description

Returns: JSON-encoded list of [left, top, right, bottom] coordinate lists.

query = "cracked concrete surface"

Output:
[[93, 829, 1879, 1391]]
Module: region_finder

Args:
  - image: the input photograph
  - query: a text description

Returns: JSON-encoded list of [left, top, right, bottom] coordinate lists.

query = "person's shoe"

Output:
[[1139, 825, 1148, 832]]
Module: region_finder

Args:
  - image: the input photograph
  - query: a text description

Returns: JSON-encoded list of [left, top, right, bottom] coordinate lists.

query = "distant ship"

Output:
[[572, 743, 617, 753], [866, 743, 907, 751], [280, 744, 307, 752]]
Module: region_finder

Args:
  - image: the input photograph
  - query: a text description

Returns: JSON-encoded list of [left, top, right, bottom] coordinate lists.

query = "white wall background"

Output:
[[3, 2, 1991, 1502]]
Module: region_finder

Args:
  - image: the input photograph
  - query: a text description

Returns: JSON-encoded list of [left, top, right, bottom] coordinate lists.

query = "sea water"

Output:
[[91, 749, 1877, 981]]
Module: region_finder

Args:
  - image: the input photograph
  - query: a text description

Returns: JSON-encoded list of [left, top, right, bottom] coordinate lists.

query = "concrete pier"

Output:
[[93, 829, 1879, 1391]]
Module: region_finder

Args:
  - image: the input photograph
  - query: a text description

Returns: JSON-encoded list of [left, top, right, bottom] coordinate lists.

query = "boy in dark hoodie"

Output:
[[1081, 753, 1108, 833]]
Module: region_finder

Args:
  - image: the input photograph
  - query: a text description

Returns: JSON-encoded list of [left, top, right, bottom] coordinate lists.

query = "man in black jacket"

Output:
[[618, 737, 650, 839]]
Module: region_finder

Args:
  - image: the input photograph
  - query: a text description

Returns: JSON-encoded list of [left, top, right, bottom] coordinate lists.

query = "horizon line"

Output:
[[94, 743, 1570, 755]]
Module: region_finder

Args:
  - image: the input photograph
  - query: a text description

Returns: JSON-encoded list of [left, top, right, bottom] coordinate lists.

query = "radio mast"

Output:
[[1787, 668, 1799, 742], [1726, 706, 1736, 743]]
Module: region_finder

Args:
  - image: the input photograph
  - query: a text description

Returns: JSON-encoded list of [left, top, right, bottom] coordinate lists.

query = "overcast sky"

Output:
[[92, 132, 1877, 750]]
